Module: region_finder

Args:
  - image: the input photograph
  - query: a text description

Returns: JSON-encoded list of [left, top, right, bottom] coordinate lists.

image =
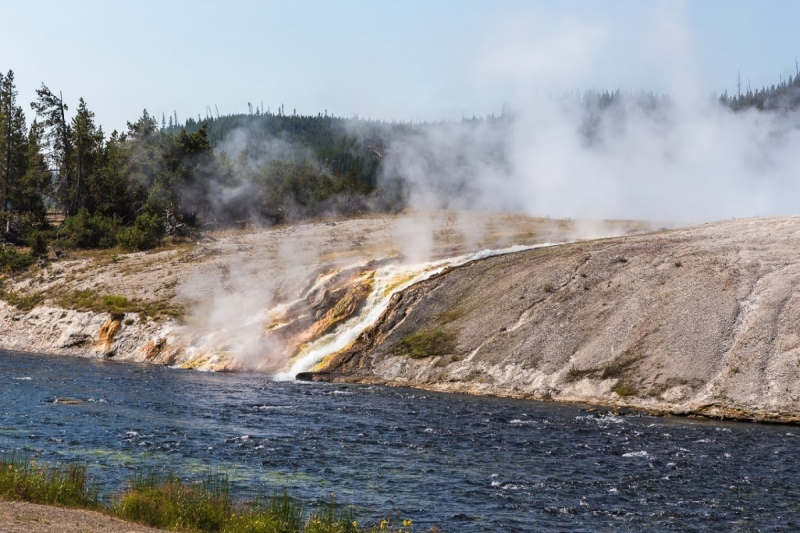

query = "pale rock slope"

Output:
[[317, 216, 800, 423], [0, 212, 605, 369]]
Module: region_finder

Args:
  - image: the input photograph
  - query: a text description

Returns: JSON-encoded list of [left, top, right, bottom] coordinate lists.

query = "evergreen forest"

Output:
[[2, 67, 800, 272]]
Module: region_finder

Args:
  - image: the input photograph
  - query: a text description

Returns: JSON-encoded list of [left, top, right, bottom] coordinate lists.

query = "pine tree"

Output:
[[71, 97, 104, 211], [0, 71, 30, 213], [16, 120, 50, 216], [31, 84, 74, 215]]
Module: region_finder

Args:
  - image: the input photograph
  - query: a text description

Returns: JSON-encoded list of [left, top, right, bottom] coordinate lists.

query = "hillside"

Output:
[[6, 211, 800, 422], [1, 211, 615, 368], [312, 216, 800, 423]]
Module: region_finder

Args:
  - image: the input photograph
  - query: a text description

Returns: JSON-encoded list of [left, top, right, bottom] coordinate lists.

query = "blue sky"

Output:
[[3, 0, 799, 132]]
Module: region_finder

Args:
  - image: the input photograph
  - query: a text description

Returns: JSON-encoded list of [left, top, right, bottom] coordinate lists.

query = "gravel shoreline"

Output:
[[0, 500, 166, 533]]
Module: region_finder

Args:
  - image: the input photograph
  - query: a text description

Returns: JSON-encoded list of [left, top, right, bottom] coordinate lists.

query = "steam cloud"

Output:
[[179, 4, 800, 372], [382, 6, 800, 224]]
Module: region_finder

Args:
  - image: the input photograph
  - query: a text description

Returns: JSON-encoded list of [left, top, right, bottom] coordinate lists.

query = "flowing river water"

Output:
[[2, 350, 800, 532]]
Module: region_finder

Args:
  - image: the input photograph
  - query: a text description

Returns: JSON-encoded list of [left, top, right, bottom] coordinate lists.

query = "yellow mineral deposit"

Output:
[[94, 319, 120, 355]]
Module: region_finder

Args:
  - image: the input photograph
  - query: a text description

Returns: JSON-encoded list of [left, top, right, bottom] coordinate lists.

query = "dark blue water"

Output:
[[2, 350, 800, 532]]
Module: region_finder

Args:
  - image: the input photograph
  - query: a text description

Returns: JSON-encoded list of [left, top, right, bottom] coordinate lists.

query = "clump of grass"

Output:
[[116, 474, 365, 533], [226, 492, 305, 533], [55, 289, 183, 319], [564, 365, 599, 382], [392, 329, 456, 359], [543, 283, 555, 293], [600, 357, 638, 379], [304, 496, 358, 533], [115, 472, 233, 531], [436, 307, 466, 325], [0, 288, 44, 311], [1, 454, 410, 533], [601, 342, 644, 380], [614, 384, 637, 397], [0, 452, 99, 508]]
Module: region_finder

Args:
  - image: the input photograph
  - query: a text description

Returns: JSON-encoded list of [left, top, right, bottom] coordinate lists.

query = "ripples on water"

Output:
[[2, 350, 800, 532]]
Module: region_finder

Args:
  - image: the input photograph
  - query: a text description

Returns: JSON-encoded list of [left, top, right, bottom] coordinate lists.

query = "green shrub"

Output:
[[392, 329, 456, 359], [117, 213, 164, 251], [0, 245, 35, 272], [27, 230, 48, 257], [614, 384, 637, 397], [60, 208, 120, 248]]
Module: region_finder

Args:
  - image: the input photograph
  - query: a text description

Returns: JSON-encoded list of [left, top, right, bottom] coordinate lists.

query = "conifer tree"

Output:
[[31, 84, 74, 215], [16, 120, 50, 216], [0, 71, 30, 213], [71, 97, 104, 211]]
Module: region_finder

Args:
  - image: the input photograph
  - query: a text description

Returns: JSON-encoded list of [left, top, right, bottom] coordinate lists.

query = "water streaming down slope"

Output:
[[272, 244, 551, 379], [176, 244, 556, 375]]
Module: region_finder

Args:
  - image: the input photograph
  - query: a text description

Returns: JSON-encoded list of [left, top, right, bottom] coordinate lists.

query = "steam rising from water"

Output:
[[179, 5, 800, 374], [383, 5, 800, 224]]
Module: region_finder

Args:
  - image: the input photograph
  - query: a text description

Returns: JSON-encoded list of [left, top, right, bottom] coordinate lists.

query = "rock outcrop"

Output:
[[314, 216, 800, 423], [0, 304, 180, 364]]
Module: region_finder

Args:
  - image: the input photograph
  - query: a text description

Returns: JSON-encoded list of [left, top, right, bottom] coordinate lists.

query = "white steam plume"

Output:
[[380, 5, 800, 224]]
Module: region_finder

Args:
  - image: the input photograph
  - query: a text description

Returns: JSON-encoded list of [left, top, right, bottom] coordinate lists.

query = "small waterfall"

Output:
[[177, 244, 557, 375], [273, 244, 550, 380]]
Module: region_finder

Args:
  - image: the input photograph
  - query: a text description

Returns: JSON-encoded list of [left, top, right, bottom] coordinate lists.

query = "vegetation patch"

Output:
[[0, 452, 98, 508], [464, 369, 489, 383], [564, 365, 600, 382], [392, 329, 456, 359], [0, 245, 36, 273], [647, 377, 704, 399], [55, 289, 183, 319], [433, 354, 462, 368], [0, 288, 45, 312], [1, 453, 412, 533], [600, 357, 638, 379], [613, 383, 638, 397], [601, 340, 645, 379], [436, 306, 466, 325]]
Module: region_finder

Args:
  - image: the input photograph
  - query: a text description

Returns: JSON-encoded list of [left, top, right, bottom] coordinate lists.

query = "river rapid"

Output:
[[2, 350, 799, 532]]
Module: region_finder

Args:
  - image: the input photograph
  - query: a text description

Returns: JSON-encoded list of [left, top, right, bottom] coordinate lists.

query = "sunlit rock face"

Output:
[[316, 216, 800, 423], [175, 245, 546, 374], [0, 212, 644, 379]]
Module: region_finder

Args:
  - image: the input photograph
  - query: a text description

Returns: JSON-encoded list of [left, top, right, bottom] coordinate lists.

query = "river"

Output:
[[1, 350, 799, 531]]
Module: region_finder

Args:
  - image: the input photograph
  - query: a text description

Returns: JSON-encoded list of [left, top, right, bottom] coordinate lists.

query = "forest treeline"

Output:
[[2, 67, 800, 271], [0, 70, 410, 271]]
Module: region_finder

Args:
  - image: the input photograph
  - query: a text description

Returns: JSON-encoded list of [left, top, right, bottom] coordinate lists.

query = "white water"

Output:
[[272, 243, 557, 380]]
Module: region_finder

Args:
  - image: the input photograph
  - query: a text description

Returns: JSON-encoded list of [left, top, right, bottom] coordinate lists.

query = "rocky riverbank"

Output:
[[7, 212, 800, 423], [1, 211, 613, 370], [311, 216, 800, 424]]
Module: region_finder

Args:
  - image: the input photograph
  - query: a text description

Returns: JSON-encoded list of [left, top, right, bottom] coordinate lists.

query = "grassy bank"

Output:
[[0, 454, 417, 533]]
